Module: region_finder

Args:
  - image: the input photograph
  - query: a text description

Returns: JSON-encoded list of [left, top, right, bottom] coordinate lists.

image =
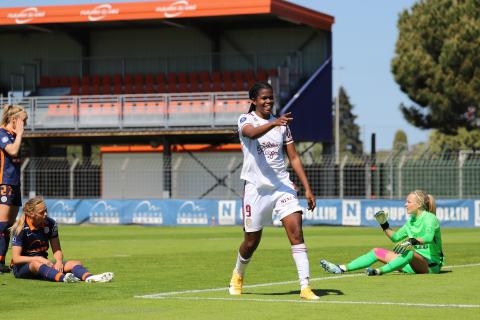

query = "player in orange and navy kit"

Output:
[[0, 104, 27, 274], [10, 197, 114, 283]]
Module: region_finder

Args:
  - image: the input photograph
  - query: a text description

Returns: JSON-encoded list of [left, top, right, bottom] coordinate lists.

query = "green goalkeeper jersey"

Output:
[[391, 210, 444, 265]]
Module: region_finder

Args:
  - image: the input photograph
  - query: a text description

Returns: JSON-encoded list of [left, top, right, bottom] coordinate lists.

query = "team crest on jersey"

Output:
[[239, 117, 247, 123], [0, 196, 6, 203], [44, 226, 50, 234], [1, 136, 8, 143], [245, 218, 252, 227]]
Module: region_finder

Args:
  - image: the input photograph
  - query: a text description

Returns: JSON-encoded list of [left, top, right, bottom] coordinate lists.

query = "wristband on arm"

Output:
[[374, 210, 390, 230], [408, 238, 420, 245]]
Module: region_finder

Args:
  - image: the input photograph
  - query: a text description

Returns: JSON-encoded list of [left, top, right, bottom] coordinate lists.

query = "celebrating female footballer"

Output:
[[228, 82, 319, 300]]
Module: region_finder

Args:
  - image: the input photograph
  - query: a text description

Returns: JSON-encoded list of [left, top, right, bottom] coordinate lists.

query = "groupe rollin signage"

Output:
[[42, 198, 479, 227]]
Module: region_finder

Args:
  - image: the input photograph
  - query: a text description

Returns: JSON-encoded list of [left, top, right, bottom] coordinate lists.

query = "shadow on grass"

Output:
[[245, 288, 343, 297]]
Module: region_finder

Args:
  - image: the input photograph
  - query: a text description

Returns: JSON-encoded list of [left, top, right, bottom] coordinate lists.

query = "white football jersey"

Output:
[[237, 112, 294, 189]]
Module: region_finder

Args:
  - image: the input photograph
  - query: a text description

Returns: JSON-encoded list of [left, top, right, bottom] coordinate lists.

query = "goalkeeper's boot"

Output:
[[366, 268, 381, 276], [228, 270, 243, 295], [300, 286, 320, 300], [320, 259, 344, 274], [63, 273, 80, 283], [86, 272, 114, 283]]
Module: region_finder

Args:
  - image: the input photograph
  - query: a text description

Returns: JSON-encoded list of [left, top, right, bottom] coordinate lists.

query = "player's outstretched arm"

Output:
[[241, 113, 293, 139]]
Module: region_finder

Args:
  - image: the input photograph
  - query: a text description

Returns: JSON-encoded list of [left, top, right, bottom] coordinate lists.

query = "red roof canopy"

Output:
[[0, 0, 334, 30]]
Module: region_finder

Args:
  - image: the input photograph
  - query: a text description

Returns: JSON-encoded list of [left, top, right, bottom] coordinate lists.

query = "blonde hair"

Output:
[[411, 190, 436, 214], [11, 197, 45, 236], [1, 104, 28, 127]]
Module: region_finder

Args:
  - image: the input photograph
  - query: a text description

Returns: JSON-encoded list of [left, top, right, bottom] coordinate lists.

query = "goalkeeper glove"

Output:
[[374, 210, 390, 230], [393, 238, 420, 254]]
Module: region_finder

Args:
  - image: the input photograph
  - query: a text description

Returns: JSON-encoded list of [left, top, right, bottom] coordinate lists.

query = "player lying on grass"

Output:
[[320, 190, 444, 276], [9, 197, 113, 283]]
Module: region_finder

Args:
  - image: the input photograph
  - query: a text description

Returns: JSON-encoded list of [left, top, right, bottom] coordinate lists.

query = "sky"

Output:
[[290, 0, 428, 151]]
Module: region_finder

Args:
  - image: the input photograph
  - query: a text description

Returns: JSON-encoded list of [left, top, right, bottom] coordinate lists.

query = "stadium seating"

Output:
[[47, 104, 77, 116], [38, 69, 277, 96], [124, 101, 167, 115]]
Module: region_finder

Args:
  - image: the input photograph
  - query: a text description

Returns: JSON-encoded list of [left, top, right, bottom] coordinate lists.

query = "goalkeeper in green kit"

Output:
[[320, 190, 444, 276]]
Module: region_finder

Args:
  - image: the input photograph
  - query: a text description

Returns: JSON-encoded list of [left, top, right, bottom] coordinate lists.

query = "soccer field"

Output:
[[2, 226, 479, 319]]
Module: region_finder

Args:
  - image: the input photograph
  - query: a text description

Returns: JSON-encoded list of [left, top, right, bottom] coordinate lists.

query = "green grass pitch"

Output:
[[2, 226, 479, 319]]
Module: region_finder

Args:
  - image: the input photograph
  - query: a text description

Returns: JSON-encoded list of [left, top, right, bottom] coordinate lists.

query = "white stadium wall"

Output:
[[102, 151, 243, 199]]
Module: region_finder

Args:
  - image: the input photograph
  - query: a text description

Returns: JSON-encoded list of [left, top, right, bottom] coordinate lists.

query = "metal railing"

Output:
[[20, 151, 480, 200], [0, 92, 252, 129]]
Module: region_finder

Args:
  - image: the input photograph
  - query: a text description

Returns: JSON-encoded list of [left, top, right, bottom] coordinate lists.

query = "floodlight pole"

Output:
[[334, 67, 344, 165], [335, 88, 340, 165]]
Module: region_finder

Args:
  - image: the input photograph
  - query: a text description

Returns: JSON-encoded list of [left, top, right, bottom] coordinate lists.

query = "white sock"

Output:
[[291, 243, 310, 289], [234, 252, 250, 277]]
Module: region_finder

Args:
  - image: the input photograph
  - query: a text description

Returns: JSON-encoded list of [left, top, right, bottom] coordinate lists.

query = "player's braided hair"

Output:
[[412, 190, 436, 214], [247, 82, 273, 113], [1, 104, 28, 126], [10, 197, 45, 236]]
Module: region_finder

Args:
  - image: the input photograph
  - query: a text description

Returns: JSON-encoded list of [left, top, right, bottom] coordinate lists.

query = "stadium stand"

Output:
[[34, 70, 277, 96], [0, 0, 334, 173]]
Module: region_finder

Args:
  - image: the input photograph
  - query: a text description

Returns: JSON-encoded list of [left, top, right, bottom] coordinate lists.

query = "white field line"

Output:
[[136, 273, 362, 298], [140, 296, 480, 309], [135, 262, 480, 299]]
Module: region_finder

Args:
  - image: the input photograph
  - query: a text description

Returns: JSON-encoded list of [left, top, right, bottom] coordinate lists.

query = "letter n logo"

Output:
[[342, 200, 361, 226], [218, 201, 236, 225], [474, 201, 480, 227]]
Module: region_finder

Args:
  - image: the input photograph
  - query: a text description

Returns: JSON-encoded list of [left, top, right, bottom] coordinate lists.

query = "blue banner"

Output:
[[44, 199, 480, 227]]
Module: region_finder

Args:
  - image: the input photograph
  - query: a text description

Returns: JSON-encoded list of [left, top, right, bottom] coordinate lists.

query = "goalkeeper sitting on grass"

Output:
[[320, 190, 444, 276]]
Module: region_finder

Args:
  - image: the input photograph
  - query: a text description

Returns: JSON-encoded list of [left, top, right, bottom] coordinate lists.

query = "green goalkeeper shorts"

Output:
[[402, 263, 441, 274]]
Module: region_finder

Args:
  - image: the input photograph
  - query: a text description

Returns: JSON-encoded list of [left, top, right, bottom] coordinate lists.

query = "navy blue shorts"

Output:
[[0, 185, 22, 207], [12, 263, 40, 279]]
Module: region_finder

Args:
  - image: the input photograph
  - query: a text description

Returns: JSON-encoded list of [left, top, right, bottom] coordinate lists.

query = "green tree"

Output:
[[335, 86, 363, 155], [428, 128, 480, 154], [391, 0, 480, 134], [392, 129, 408, 154]]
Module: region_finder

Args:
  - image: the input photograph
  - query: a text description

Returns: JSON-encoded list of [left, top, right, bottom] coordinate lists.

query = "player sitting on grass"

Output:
[[10, 197, 114, 283], [320, 190, 444, 276]]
